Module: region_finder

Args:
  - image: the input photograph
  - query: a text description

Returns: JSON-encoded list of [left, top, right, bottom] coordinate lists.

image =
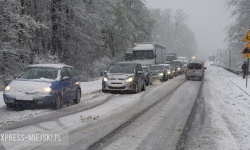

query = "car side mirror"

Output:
[[204, 67, 207, 69], [62, 76, 70, 81], [104, 71, 107, 75], [14, 75, 18, 79]]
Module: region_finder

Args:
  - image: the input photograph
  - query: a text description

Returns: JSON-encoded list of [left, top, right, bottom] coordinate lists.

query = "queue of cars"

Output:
[[2, 59, 206, 109]]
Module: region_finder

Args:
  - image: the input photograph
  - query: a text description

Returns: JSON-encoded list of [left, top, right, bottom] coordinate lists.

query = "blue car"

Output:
[[3, 64, 81, 109]]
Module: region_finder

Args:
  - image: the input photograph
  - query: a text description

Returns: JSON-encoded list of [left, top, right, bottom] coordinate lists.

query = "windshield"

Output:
[[188, 63, 202, 69], [166, 56, 176, 61], [18, 67, 59, 80], [133, 50, 154, 60], [142, 67, 148, 72], [108, 64, 135, 74], [171, 61, 181, 66], [150, 66, 164, 71], [164, 66, 170, 69]]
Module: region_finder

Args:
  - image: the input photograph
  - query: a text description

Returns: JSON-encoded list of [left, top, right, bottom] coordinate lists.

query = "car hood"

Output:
[[107, 73, 134, 80], [8, 80, 52, 93]]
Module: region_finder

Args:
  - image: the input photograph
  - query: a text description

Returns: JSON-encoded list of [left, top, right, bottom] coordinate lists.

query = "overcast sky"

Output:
[[146, 0, 234, 57]]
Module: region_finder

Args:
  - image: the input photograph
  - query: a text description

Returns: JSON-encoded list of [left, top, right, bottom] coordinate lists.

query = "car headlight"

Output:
[[126, 77, 134, 83], [167, 71, 171, 74], [159, 73, 164, 76], [178, 68, 181, 70], [44, 87, 52, 93], [173, 71, 175, 73], [5, 86, 11, 91], [103, 77, 108, 82]]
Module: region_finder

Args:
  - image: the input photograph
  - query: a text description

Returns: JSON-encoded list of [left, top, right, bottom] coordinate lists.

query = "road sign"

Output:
[[242, 42, 250, 53], [244, 53, 250, 58], [243, 30, 250, 42]]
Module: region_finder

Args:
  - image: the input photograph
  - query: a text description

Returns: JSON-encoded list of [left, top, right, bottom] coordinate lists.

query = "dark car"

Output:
[[171, 60, 184, 75], [3, 64, 81, 109], [150, 65, 168, 81], [142, 66, 153, 86], [102, 62, 146, 93]]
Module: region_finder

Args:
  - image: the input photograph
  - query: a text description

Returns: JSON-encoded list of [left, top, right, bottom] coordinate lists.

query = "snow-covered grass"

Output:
[[80, 79, 102, 95]]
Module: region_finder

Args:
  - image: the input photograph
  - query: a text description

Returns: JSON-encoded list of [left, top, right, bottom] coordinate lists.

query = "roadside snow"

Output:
[[80, 79, 102, 94], [0, 91, 4, 108], [188, 62, 250, 150]]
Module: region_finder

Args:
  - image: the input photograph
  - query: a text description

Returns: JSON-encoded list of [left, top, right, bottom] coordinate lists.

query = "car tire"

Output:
[[133, 83, 138, 94], [73, 89, 81, 104], [146, 78, 149, 86], [6, 104, 13, 108], [141, 81, 146, 91], [53, 94, 62, 110], [102, 89, 108, 93]]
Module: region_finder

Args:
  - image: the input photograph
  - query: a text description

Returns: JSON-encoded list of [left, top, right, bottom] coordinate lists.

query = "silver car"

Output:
[[150, 65, 169, 81], [102, 62, 146, 93], [186, 61, 206, 80]]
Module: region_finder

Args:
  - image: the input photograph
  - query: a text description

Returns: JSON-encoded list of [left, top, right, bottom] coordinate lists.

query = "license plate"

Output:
[[16, 95, 33, 101]]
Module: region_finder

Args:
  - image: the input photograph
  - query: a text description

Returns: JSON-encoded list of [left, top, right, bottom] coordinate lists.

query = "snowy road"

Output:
[[0, 74, 203, 150]]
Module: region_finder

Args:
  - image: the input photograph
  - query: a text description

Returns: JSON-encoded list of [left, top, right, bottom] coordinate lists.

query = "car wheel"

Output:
[[6, 104, 13, 108], [53, 94, 62, 110], [146, 78, 149, 86], [141, 81, 146, 91], [73, 89, 81, 104], [133, 83, 138, 94], [102, 89, 108, 93]]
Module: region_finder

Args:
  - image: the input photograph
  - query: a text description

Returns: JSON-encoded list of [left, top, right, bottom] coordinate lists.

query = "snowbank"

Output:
[[80, 79, 102, 94]]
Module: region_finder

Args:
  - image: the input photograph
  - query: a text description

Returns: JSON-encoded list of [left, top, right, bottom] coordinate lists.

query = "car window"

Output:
[[61, 68, 69, 78], [66, 67, 77, 79], [188, 63, 202, 69], [138, 65, 143, 72]]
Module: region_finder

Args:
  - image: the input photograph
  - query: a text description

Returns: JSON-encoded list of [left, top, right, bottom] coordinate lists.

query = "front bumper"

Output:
[[3, 92, 57, 105], [102, 80, 135, 91]]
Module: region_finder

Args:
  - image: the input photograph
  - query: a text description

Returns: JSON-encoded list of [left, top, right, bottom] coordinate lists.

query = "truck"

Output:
[[166, 53, 177, 64], [125, 48, 133, 61], [132, 43, 167, 66]]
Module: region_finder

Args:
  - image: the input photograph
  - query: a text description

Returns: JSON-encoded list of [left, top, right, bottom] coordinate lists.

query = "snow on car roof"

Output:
[[29, 64, 71, 69]]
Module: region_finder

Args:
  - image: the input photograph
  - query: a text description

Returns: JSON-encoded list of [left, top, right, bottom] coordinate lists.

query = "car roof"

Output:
[[113, 61, 138, 65], [159, 64, 170, 66], [29, 64, 72, 69], [188, 60, 203, 64]]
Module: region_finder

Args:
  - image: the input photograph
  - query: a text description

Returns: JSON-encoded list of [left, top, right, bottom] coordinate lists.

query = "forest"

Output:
[[0, 0, 197, 86], [221, 0, 250, 68]]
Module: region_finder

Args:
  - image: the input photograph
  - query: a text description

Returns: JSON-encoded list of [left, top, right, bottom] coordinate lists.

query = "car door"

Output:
[[137, 64, 144, 87], [61, 67, 71, 101], [66, 67, 79, 99]]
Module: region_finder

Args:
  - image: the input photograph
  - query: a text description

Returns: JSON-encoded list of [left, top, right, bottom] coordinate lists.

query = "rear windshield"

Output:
[[188, 63, 202, 69], [19, 67, 59, 80]]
